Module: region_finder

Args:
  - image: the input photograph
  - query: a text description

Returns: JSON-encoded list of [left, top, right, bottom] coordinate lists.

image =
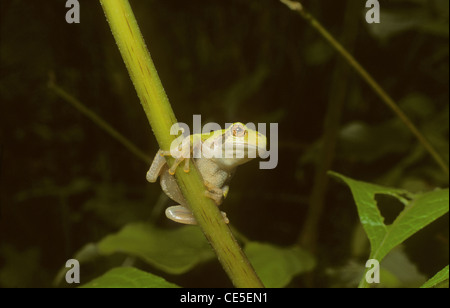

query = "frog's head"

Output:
[[208, 122, 267, 169]]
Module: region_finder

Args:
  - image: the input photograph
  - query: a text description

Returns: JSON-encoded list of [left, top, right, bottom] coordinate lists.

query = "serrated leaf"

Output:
[[421, 265, 449, 288], [244, 242, 315, 288], [81, 267, 179, 288], [329, 172, 449, 262], [97, 223, 214, 274]]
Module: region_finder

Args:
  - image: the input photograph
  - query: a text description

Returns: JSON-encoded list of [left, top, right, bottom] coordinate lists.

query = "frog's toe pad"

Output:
[[221, 211, 230, 224]]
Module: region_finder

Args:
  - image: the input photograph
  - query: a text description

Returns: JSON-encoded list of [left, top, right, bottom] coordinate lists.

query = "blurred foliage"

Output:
[[80, 267, 180, 288], [330, 171, 448, 287], [244, 241, 315, 288], [420, 265, 449, 288], [96, 223, 215, 275], [0, 0, 448, 287]]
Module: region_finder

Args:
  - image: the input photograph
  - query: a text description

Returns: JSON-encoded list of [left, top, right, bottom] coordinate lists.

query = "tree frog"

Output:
[[146, 122, 267, 225]]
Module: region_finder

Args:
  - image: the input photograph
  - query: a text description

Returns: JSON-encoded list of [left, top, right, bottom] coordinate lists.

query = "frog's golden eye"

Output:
[[232, 124, 247, 137]]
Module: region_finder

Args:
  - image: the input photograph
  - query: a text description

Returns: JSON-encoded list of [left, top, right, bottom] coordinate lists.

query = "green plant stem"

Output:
[[48, 78, 150, 164], [99, 0, 263, 288], [280, 0, 449, 176]]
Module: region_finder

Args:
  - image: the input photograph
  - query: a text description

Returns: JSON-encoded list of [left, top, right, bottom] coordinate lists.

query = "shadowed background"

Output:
[[0, 0, 448, 287]]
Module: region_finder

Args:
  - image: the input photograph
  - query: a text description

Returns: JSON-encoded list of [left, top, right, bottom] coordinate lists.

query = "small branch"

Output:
[[48, 76, 150, 164], [280, 0, 449, 176], [99, 0, 263, 288], [280, 0, 302, 11]]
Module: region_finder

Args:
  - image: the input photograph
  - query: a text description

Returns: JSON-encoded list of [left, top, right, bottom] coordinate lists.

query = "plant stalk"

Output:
[[99, 0, 263, 288]]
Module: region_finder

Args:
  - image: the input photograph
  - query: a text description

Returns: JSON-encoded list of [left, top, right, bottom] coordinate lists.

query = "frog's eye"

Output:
[[232, 124, 247, 137]]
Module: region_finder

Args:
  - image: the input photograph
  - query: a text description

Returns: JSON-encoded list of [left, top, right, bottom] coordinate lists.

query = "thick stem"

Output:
[[99, 0, 263, 288]]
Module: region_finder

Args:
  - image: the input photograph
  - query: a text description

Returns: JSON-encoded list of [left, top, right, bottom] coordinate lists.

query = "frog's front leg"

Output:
[[162, 136, 198, 175], [166, 205, 229, 225], [163, 179, 231, 225], [146, 150, 167, 183], [165, 205, 198, 225], [146, 147, 190, 183]]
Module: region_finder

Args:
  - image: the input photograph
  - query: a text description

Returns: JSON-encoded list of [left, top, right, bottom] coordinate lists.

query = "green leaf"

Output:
[[244, 242, 315, 288], [97, 223, 214, 274], [421, 265, 449, 288], [329, 172, 449, 263], [81, 267, 179, 288]]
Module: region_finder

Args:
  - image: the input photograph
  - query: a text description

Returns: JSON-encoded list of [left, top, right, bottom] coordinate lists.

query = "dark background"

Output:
[[0, 0, 448, 287]]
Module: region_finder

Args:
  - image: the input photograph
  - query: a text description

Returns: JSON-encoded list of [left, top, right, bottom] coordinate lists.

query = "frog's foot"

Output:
[[159, 150, 191, 175], [165, 205, 229, 225], [221, 211, 230, 224], [203, 181, 224, 205], [165, 205, 197, 225]]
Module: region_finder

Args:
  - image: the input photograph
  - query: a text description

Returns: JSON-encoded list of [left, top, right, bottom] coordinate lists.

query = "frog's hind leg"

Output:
[[165, 205, 229, 225], [165, 205, 198, 225], [203, 181, 225, 205]]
